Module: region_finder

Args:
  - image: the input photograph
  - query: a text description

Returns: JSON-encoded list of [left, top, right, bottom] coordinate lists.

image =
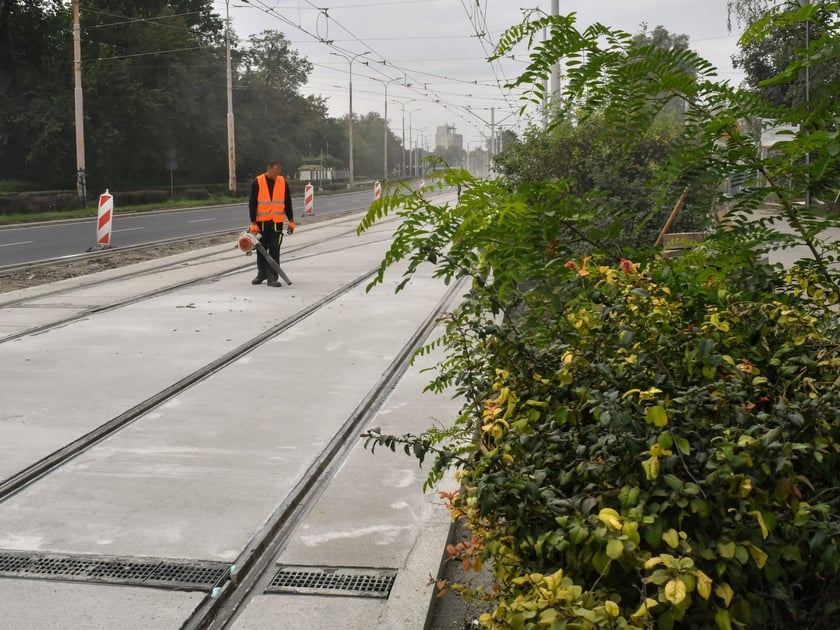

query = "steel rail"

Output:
[[0, 205, 371, 278], [181, 276, 466, 630], [0, 266, 383, 504], [0, 213, 371, 308], [0, 217, 398, 344]]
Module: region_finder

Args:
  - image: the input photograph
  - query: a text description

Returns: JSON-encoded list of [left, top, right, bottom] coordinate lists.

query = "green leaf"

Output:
[[665, 578, 687, 605], [718, 541, 736, 559], [715, 608, 733, 630], [646, 405, 669, 427], [606, 537, 624, 559]]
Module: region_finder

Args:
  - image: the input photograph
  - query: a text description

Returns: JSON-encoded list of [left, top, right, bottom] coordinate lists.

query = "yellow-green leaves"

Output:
[[665, 578, 687, 604], [696, 570, 713, 599], [631, 598, 659, 620], [598, 507, 623, 531], [662, 529, 681, 549], [718, 540, 736, 559], [646, 404, 669, 427], [606, 537, 624, 559], [641, 455, 661, 480], [748, 510, 770, 539]]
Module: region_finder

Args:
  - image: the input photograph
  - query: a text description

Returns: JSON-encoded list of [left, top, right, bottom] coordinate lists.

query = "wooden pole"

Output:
[[655, 186, 690, 247]]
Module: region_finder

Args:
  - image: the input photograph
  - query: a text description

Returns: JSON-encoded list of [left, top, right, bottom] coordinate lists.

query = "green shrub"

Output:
[[184, 188, 211, 200], [360, 6, 840, 629], [453, 250, 839, 628], [0, 192, 82, 215], [113, 189, 170, 206]]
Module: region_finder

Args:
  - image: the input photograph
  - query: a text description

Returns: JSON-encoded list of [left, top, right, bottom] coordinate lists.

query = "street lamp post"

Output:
[[331, 50, 370, 187], [415, 127, 428, 178], [225, 0, 236, 192], [392, 98, 418, 177], [369, 76, 401, 179], [406, 107, 420, 179]]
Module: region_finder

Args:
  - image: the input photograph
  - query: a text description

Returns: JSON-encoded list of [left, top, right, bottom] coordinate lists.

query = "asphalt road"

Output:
[[0, 188, 378, 268]]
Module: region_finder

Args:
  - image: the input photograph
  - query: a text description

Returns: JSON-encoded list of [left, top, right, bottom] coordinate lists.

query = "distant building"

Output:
[[435, 124, 463, 152], [297, 165, 334, 183]]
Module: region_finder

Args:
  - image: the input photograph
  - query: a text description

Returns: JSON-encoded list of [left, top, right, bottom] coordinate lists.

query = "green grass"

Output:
[[0, 196, 246, 226]]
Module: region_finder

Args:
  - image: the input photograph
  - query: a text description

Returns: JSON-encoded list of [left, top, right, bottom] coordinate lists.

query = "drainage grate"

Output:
[[265, 566, 397, 599], [0, 550, 230, 592]]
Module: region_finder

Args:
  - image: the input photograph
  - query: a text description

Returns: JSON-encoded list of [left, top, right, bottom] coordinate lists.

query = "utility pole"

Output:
[[381, 78, 399, 179], [225, 0, 236, 192], [490, 107, 495, 157], [801, 0, 811, 209], [72, 0, 86, 204]]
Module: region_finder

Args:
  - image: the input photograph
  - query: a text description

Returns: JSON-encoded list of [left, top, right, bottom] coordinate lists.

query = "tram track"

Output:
[[0, 266, 380, 504], [0, 212, 405, 499], [0, 213, 370, 307], [183, 277, 464, 630], [0, 199, 461, 629], [0, 215, 395, 343]]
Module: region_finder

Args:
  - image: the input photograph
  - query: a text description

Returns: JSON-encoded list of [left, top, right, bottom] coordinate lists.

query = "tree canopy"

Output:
[[0, 0, 402, 194]]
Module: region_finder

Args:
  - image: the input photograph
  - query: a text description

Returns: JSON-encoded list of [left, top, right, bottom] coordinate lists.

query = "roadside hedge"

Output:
[[359, 5, 840, 629]]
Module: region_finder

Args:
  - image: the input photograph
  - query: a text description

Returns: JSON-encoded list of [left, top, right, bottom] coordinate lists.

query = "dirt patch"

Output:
[[0, 232, 237, 294], [428, 518, 495, 629]]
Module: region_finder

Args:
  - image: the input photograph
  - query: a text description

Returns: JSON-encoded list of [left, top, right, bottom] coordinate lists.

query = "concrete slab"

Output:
[[0, 579, 203, 629], [231, 331, 461, 629], [0, 207, 464, 629], [0, 222, 394, 479], [0, 266, 450, 562]]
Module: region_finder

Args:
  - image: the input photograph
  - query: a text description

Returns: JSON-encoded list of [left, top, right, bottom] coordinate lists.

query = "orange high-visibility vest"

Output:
[[255, 174, 287, 223]]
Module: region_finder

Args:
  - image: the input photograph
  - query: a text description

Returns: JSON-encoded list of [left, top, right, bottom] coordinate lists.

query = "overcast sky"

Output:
[[216, 0, 747, 151]]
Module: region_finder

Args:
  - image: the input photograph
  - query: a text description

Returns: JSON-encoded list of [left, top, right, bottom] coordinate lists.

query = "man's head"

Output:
[[266, 161, 282, 177]]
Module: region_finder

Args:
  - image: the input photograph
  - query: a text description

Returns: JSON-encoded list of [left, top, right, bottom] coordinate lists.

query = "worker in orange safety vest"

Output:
[[248, 161, 295, 287]]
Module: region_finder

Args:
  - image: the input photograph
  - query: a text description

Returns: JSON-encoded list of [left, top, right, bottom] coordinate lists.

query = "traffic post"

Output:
[[96, 189, 113, 248], [373, 180, 381, 202], [304, 183, 314, 215]]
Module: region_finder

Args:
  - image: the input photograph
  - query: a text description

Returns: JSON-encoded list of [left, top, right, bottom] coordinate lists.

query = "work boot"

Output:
[[251, 273, 266, 285], [267, 278, 283, 287]]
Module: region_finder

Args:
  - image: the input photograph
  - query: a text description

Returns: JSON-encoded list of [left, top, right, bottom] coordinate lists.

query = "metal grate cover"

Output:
[[266, 566, 397, 599], [0, 549, 230, 591]]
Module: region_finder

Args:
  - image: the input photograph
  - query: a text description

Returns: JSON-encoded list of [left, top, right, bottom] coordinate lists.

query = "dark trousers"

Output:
[[256, 222, 284, 279]]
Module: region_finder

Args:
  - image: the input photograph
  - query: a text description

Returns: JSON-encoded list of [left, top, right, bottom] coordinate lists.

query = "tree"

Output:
[[0, 0, 75, 186], [493, 115, 711, 250], [79, 0, 229, 190], [235, 30, 323, 177], [0, 4, 333, 194], [729, 0, 840, 107]]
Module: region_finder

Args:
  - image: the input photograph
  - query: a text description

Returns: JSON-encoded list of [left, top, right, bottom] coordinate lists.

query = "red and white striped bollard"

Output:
[[304, 183, 314, 215], [97, 189, 113, 247]]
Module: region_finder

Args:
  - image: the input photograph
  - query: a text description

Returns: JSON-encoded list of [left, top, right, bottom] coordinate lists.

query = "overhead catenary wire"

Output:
[[219, 0, 524, 143]]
